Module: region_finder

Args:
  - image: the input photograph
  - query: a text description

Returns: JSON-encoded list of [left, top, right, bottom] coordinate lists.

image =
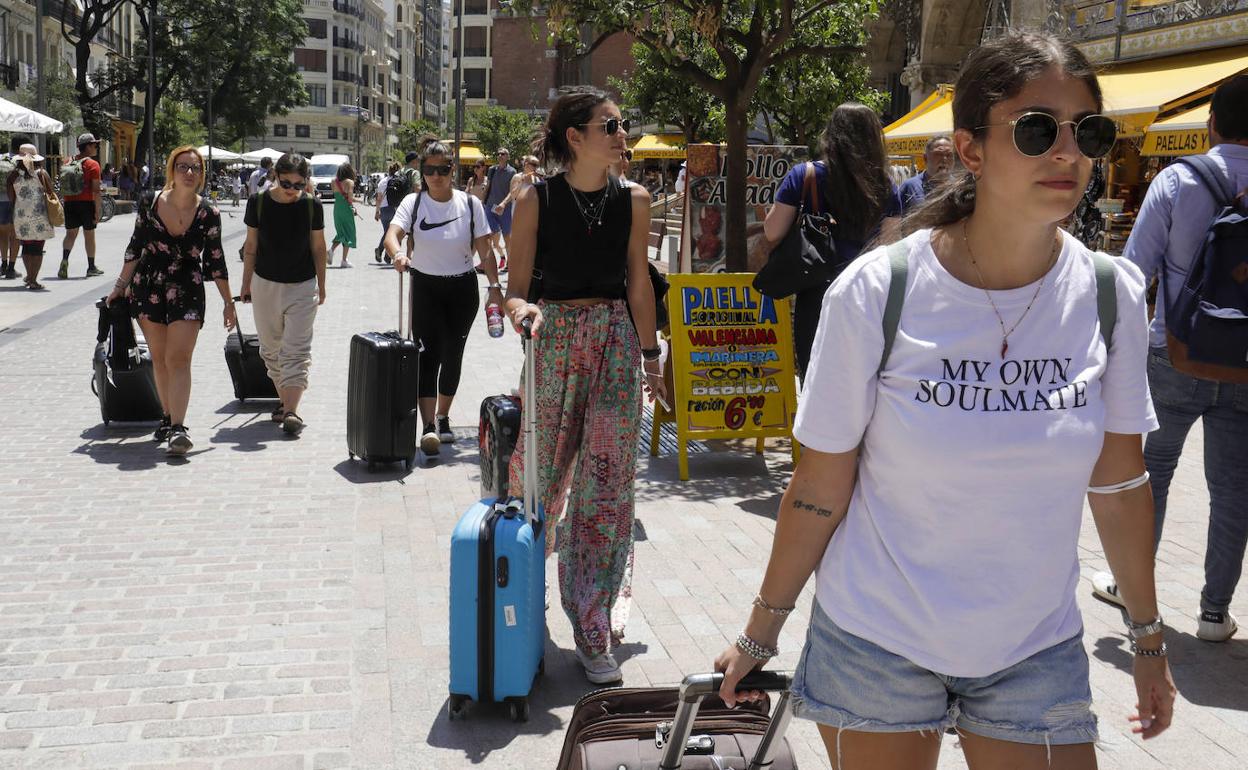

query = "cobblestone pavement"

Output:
[[0, 203, 1244, 768]]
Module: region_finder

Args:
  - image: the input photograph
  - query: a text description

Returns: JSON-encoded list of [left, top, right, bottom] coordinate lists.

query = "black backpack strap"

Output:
[[1175, 155, 1235, 208]]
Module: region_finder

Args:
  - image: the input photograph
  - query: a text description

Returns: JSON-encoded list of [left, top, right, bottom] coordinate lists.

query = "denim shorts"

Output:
[[791, 601, 1098, 746]]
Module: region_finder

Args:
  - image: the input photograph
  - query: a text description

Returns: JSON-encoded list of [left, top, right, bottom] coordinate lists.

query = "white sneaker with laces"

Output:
[[575, 648, 622, 685], [1091, 571, 1125, 609], [1197, 610, 1239, 642], [420, 423, 441, 455]]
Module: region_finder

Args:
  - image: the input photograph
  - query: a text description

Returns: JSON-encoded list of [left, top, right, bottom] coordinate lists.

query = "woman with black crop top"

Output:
[[504, 92, 667, 686]]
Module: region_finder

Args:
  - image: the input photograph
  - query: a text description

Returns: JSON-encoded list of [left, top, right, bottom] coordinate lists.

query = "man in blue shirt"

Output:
[[898, 135, 954, 214], [1092, 75, 1248, 643]]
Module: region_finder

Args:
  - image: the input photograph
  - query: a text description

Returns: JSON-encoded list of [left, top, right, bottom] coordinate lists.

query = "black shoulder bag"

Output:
[[752, 162, 839, 299]]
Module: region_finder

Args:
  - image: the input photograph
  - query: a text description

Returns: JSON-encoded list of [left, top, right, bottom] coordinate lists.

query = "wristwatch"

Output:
[[1125, 615, 1164, 640]]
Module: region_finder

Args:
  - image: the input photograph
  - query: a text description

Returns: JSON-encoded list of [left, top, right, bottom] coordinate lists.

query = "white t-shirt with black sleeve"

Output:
[[390, 189, 493, 276], [794, 228, 1157, 679]]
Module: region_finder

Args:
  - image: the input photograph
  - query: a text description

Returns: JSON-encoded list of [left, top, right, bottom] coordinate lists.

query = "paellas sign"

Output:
[[667, 273, 799, 479]]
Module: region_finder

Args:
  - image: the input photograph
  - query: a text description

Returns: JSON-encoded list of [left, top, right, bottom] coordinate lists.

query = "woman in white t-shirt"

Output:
[[383, 139, 503, 456], [715, 32, 1176, 768]]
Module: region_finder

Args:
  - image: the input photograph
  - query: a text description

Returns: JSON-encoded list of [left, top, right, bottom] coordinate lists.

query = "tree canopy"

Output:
[[610, 43, 725, 145]]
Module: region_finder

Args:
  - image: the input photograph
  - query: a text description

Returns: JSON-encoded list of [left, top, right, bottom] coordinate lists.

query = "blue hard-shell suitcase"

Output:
[[448, 322, 545, 722]]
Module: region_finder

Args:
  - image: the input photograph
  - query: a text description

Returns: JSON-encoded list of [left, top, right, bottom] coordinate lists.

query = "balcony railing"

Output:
[[1051, 0, 1248, 42], [333, 34, 365, 53], [332, 0, 365, 21], [332, 69, 362, 85]]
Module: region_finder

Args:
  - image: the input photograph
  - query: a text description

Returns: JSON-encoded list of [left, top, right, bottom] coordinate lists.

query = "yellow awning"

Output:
[[1100, 45, 1248, 136], [883, 87, 951, 135], [458, 143, 484, 162], [631, 134, 686, 159], [1141, 103, 1211, 157], [884, 100, 953, 156]]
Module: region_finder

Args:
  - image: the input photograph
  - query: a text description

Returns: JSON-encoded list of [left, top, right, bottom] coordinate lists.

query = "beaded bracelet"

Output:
[[1130, 641, 1168, 657], [735, 632, 778, 661]]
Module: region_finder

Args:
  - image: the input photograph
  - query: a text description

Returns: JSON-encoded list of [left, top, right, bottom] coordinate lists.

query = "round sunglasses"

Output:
[[579, 118, 631, 136], [977, 112, 1117, 159]]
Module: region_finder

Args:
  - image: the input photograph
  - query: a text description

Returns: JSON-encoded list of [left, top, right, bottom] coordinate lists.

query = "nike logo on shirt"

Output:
[[419, 216, 460, 230]]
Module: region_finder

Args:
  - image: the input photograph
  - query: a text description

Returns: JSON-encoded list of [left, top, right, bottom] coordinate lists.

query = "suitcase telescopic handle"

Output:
[[229, 296, 254, 348], [520, 318, 537, 525], [659, 671, 795, 770]]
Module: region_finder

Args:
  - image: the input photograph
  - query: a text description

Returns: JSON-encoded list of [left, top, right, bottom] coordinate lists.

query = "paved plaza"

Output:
[[0, 205, 1244, 769]]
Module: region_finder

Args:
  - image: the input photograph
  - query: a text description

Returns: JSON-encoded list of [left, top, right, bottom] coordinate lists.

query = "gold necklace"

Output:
[[962, 220, 1059, 358]]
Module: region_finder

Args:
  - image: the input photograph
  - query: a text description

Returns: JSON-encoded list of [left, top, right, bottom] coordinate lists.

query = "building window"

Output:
[[464, 0, 488, 13], [296, 124, 310, 138], [397, 3, 403, 22], [307, 84, 327, 107], [333, 88, 339, 105], [273, 124, 288, 137], [294, 48, 327, 72], [305, 18, 327, 39], [328, 126, 338, 139], [455, 26, 488, 58], [464, 68, 486, 99]]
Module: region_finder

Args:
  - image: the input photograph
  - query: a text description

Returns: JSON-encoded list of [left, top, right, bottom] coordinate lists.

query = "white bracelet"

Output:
[[1088, 471, 1150, 495]]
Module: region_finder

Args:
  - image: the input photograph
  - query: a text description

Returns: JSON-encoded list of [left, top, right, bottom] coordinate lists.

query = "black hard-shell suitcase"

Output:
[[346, 276, 421, 470], [224, 300, 279, 403], [91, 299, 163, 425], [478, 394, 521, 498]]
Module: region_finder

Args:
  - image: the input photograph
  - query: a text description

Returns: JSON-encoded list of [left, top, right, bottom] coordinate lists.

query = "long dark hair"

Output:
[[820, 103, 891, 241], [335, 162, 355, 182], [535, 91, 609, 169], [900, 32, 1103, 237]]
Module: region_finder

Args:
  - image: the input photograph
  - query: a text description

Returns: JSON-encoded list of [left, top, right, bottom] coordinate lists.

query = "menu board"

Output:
[[665, 272, 800, 479]]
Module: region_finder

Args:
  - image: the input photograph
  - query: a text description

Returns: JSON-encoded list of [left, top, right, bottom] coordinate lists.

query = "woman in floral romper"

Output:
[[6, 153, 56, 290], [504, 92, 667, 685], [106, 146, 235, 455]]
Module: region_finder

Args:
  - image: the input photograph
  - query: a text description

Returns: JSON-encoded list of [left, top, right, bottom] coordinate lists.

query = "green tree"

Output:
[[397, 118, 442, 154], [153, 99, 206, 158], [610, 43, 724, 145], [512, 0, 875, 271], [755, 53, 885, 152], [55, 0, 138, 140], [470, 106, 541, 159]]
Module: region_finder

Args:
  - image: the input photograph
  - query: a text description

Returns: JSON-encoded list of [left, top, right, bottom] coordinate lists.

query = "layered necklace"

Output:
[[568, 178, 611, 235], [962, 220, 1060, 359]]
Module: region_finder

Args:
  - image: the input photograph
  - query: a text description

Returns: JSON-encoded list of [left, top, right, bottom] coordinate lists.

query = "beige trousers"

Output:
[[250, 275, 318, 390]]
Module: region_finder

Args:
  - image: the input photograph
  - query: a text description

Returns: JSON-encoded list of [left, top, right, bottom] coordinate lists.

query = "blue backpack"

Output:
[[1163, 155, 1248, 383]]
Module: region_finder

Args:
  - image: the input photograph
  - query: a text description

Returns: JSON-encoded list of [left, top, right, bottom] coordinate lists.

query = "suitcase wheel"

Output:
[[448, 694, 470, 721], [507, 697, 529, 723], [348, 452, 355, 461]]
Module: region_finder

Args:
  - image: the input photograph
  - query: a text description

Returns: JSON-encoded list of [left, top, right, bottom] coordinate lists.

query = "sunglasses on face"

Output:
[[276, 178, 305, 190], [423, 164, 452, 176], [979, 112, 1117, 159], [580, 118, 631, 136], [174, 163, 202, 176]]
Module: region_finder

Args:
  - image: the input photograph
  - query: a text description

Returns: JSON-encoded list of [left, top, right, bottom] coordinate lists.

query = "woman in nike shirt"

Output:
[[384, 139, 503, 456]]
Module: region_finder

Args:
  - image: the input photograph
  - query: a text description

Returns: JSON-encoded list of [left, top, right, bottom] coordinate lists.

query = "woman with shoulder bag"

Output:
[[6, 152, 56, 290], [716, 32, 1174, 769], [383, 139, 503, 456], [504, 92, 667, 685], [105, 146, 235, 454], [763, 103, 902, 381], [240, 153, 328, 436]]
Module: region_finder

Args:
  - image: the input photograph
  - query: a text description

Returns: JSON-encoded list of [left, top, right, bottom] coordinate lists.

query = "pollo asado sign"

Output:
[[668, 273, 798, 442]]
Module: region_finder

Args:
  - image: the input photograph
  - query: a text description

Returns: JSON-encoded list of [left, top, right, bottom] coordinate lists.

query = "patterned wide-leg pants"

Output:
[[508, 300, 642, 656]]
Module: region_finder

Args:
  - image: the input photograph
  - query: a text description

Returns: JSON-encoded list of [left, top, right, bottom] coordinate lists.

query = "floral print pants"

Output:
[[508, 300, 642, 656]]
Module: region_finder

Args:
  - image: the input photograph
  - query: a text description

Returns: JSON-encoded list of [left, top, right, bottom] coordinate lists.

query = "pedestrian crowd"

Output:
[[66, 28, 1248, 768]]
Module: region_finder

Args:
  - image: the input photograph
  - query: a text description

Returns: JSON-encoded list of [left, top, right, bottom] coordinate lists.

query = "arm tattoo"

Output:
[[792, 498, 834, 518]]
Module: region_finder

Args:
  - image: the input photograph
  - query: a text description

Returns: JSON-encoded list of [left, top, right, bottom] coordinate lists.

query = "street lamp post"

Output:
[[452, 0, 464, 181], [146, 0, 157, 192], [34, 0, 45, 154]]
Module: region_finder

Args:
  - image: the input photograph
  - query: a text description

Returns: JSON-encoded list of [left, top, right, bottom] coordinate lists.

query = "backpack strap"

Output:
[[257, 191, 265, 222], [1175, 155, 1235, 208], [879, 239, 909, 376], [304, 193, 314, 224], [1091, 251, 1118, 353], [464, 190, 475, 251]]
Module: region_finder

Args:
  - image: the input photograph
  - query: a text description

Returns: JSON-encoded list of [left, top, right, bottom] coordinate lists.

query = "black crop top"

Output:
[[533, 173, 632, 301]]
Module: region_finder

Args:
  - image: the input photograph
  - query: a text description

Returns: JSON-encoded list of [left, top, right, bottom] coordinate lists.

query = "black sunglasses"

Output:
[[276, 178, 305, 189], [978, 112, 1117, 159], [580, 118, 631, 136], [423, 164, 452, 176]]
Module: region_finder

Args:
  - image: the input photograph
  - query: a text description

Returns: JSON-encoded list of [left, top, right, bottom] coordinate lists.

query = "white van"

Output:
[[309, 154, 350, 201]]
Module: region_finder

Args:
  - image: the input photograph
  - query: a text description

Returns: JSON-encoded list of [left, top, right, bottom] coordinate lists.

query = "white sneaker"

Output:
[[420, 423, 441, 456], [1197, 610, 1239, 642], [575, 648, 622, 685], [1091, 571, 1126, 609]]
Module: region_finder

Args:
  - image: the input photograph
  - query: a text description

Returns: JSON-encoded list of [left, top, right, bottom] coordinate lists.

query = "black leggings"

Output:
[[793, 280, 832, 383], [410, 270, 479, 399]]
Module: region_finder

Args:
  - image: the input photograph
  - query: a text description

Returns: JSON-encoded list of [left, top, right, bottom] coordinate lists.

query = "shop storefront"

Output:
[[882, 86, 953, 181]]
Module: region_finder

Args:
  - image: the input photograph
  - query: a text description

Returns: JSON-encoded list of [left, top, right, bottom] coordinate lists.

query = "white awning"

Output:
[[0, 96, 64, 134], [197, 145, 242, 161], [240, 147, 285, 162]]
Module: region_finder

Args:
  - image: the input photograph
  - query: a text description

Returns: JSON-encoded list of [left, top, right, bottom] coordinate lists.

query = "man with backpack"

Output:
[[386, 151, 421, 261], [58, 133, 104, 279], [1092, 75, 1248, 642], [248, 157, 273, 198]]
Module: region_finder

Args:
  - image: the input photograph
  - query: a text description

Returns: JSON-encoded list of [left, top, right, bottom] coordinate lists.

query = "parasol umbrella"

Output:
[[240, 147, 285, 163], [0, 96, 64, 134]]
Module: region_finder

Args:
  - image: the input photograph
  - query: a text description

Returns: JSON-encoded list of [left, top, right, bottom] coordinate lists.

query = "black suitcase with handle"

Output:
[[91, 298, 163, 426], [224, 302, 279, 403], [346, 275, 421, 470]]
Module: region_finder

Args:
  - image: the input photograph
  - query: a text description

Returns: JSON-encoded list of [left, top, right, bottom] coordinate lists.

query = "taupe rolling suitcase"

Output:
[[557, 671, 797, 770]]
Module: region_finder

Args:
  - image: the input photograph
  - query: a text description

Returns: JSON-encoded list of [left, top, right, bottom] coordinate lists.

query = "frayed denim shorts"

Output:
[[791, 601, 1098, 746]]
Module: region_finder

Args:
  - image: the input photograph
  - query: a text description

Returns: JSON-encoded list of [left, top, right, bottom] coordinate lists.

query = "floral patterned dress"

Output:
[[124, 194, 228, 326], [11, 173, 55, 242]]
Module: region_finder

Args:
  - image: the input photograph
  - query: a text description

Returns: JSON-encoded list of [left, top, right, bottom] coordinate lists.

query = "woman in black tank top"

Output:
[[502, 93, 667, 686]]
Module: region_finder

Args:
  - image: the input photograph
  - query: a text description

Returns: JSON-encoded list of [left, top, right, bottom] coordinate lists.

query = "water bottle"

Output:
[[486, 302, 505, 338]]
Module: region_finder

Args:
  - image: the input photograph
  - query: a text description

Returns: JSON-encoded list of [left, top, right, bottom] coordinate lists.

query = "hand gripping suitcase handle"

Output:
[[520, 318, 538, 524], [659, 671, 794, 770]]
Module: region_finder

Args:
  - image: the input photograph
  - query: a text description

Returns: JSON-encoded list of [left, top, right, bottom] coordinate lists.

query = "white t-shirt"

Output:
[[390, 189, 493, 276], [794, 228, 1157, 678], [248, 168, 269, 197]]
